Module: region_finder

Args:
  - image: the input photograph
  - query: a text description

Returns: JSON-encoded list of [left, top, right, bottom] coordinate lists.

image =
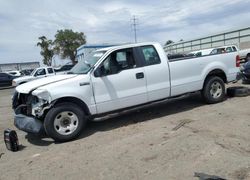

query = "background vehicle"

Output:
[[54, 63, 75, 74], [12, 67, 55, 86], [239, 48, 250, 62], [190, 48, 213, 56], [240, 61, 250, 83], [12, 42, 240, 142], [6, 70, 22, 77], [0, 73, 17, 87], [20, 69, 34, 76]]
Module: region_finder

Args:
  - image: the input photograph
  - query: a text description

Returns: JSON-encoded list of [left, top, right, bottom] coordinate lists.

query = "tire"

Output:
[[44, 102, 86, 142], [227, 86, 250, 97], [202, 76, 225, 104]]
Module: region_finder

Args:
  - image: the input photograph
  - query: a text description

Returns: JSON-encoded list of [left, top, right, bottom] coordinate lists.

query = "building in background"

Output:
[[164, 26, 250, 54], [0, 62, 40, 72]]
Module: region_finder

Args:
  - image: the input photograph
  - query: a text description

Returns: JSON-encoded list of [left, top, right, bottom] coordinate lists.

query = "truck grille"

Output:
[[12, 92, 32, 116]]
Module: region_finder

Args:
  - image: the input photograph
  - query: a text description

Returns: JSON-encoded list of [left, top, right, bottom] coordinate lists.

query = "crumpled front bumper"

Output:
[[14, 114, 44, 134]]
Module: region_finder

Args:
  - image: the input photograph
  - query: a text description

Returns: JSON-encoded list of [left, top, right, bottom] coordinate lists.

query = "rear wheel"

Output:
[[202, 76, 225, 104], [44, 103, 86, 142]]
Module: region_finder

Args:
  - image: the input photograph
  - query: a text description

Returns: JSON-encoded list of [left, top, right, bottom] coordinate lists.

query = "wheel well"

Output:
[[204, 69, 227, 85], [54, 97, 91, 116]]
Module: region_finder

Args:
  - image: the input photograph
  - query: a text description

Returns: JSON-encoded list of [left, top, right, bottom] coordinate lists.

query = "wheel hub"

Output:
[[61, 118, 70, 127], [53, 111, 79, 135], [210, 81, 222, 98]]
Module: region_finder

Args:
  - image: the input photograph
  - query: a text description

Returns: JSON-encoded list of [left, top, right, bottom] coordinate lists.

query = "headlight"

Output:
[[32, 89, 52, 103], [12, 81, 17, 87], [31, 89, 52, 117]]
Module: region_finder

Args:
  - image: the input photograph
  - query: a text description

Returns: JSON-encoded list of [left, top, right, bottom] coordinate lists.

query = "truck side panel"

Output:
[[169, 52, 238, 96], [143, 44, 171, 101]]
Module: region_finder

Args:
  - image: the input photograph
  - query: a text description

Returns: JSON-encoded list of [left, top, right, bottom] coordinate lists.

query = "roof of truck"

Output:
[[97, 42, 159, 52]]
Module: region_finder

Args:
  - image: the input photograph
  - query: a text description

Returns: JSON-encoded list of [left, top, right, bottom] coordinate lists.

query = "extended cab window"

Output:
[[226, 47, 233, 52], [141, 46, 160, 66], [102, 48, 136, 75], [47, 68, 54, 74]]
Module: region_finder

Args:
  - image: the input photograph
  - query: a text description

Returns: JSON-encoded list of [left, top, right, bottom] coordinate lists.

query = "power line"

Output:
[[131, 15, 139, 43]]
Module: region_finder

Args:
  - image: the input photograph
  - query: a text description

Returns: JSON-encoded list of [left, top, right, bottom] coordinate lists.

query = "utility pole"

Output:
[[131, 15, 138, 43]]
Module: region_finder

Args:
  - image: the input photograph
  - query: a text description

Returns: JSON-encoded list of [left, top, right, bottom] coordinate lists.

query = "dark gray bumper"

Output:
[[236, 72, 243, 80], [14, 114, 44, 134]]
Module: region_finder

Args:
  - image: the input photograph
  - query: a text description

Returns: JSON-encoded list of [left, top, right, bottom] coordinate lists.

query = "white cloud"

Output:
[[0, 0, 249, 64]]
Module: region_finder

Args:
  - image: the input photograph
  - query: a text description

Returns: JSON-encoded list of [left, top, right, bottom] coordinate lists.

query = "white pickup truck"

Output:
[[12, 42, 240, 142], [239, 48, 250, 62], [190, 45, 250, 62], [12, 67, 55, 86]]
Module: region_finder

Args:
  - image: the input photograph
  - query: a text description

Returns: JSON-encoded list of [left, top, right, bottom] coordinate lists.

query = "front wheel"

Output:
[[202, 76, 225, 104], [44, 103, 86, 142]]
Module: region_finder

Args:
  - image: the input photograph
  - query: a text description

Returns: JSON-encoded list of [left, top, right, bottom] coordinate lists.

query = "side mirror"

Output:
[[94, 67, 103, 77]]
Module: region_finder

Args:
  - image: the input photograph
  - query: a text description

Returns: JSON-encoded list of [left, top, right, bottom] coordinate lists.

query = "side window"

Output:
[[210, 49, 217, 55], [196, 52, 202, 57], [232, 46, 237, 52], [47, 68, 54, 74], [35, 69, 46, 76], [141, 46, 160, 66], [102, 48, 136, 75], [226, 47, 232, 53]]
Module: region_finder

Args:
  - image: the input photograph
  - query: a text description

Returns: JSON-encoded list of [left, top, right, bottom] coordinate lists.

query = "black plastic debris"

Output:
[[194, 172, 226, 180], [4, 129, 19, 152]]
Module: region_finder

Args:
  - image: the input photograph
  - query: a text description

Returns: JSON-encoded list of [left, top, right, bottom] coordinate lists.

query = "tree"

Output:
[[54, 29, 86, 64], [165, 40, 174, 46], [37, 36, 54, 66]]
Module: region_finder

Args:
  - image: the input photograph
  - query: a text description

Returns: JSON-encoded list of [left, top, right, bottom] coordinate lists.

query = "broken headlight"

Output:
[[31, 89, 52, 117]]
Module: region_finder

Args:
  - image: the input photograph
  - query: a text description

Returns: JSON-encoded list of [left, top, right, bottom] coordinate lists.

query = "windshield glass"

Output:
[[30, 69, 37, 76], [70, 51, 106, 74]]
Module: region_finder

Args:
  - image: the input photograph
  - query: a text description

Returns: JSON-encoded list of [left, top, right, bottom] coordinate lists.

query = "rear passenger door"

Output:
[[92, 48, 147, 114], [139, 45, 171, 101]]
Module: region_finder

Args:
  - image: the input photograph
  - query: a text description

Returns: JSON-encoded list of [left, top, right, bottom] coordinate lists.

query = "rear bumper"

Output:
[[14, 114, 44, 134]]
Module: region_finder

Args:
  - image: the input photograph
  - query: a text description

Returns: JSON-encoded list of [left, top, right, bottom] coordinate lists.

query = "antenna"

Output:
[[131, 15, 138, 43]]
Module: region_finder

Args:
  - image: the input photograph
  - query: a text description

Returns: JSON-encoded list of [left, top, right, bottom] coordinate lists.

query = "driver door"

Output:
[[91, 48, 147, 114]]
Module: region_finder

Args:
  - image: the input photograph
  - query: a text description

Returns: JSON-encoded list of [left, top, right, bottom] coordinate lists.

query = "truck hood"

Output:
[[16, 74, 78, 94], [14, 76, 34, 83]]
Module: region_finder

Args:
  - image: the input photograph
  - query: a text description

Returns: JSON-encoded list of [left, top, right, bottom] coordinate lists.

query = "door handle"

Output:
[[136, 72, 144, 79]]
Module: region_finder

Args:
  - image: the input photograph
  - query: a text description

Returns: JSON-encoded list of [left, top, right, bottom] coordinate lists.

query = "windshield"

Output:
[[70, 50, 106, 74], [30, 69, 37, 76]]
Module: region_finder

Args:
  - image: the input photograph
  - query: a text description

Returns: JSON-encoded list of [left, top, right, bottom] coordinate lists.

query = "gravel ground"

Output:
[[0, 83, 250, 180]]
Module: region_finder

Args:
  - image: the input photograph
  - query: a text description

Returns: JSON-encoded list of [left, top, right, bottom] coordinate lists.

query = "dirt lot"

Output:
[[0, 83, 250, 180]]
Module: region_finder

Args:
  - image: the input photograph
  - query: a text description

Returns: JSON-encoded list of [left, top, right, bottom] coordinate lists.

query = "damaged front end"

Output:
[[12, 89, 53, 134]]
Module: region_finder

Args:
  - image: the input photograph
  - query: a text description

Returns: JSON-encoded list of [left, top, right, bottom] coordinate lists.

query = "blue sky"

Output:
[[0, 0, 250, 65]]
